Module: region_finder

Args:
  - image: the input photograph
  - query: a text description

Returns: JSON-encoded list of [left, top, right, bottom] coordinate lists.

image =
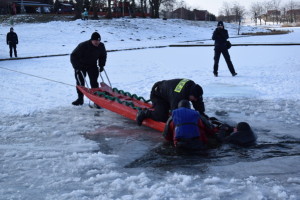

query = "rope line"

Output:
[[0, 66, 74, 87], [0, 66, 150, 111]]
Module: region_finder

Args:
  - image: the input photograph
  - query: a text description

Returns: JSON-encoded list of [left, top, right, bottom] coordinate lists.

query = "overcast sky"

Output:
[[184, 0, 293, 15]]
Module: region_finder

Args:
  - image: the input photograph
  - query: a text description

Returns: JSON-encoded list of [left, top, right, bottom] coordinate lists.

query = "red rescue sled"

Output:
[[77, 82, 165, 132]]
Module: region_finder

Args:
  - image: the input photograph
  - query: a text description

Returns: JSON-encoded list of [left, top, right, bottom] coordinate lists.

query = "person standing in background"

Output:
[[7, 27, 18, 58], [212, 21, 237, 77]]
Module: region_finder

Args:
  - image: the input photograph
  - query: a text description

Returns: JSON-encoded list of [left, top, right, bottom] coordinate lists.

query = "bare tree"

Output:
[[148, 0, 175, 18], [130, 0, 136, 17], [106, 0, 112, 18], [232, 2, 246, 22], [231, 2, 246, 34], [220, 2, 232, 23], [161, 0, 176, 18], [250, 1, 264, 25], [284, 0, 298, 23], [91, 0, 98, 19], [74, 0, 84, 19], [272, 0, 282, 24], [262, 0, 273, 25], [138, 0, 148, 17], [162, 0, 176, 11]]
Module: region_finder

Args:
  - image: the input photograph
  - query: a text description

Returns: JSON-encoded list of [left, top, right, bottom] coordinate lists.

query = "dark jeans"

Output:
[[74, 67, 99, 99], [9, 43, 17, 57], [148, 89, 170, 122], [213, 48, 236, 74]]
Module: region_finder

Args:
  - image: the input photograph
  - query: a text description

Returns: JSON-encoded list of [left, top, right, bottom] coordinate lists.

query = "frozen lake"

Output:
[[1, 19, 300, 199]]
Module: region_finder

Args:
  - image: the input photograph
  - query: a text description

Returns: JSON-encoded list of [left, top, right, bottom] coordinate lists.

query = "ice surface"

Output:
[[1, 18, 300, 199]]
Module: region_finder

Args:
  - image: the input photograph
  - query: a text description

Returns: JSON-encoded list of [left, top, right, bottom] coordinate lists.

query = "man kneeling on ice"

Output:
[[136, 78, 206, 125]]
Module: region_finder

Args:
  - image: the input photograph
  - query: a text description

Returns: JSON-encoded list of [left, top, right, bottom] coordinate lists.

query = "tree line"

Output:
[[218, 0, 300, 25], [3, 0, 300, 24], [53, 0, 300, 23], [52, 0, 178, 19]]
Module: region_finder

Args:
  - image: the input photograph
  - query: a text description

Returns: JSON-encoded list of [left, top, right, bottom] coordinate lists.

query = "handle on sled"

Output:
[[100, 69, 112, 88], [77, 70, 91, 90]]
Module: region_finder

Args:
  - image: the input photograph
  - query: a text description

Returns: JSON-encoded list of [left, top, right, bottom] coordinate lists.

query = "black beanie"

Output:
[[237, 122, 251, 131], [190, 84, 203, 98], [91, 32, 101, 41], [217, 21, 224, 27]]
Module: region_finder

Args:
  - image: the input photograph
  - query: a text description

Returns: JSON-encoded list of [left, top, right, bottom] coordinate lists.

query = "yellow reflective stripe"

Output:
[[174, 79, 190, 93]]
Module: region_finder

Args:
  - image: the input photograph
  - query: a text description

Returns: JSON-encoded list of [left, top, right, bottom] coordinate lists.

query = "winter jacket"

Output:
[[70, 40, 107, 70], [7, 32, 18, 45], [151, 79, 205, 114], [212, 28, 229, 50]]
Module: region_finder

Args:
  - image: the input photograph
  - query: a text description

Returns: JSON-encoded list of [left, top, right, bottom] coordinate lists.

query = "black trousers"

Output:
[[213, 48, 236, 75], [74, 67, 99, 99], [148, 87, 170, 123], [9, 43, 17, 57]]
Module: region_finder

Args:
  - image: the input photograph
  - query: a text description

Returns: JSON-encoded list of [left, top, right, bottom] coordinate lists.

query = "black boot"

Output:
[[136, 109, 150, 126], [72, 98, 84, 106]]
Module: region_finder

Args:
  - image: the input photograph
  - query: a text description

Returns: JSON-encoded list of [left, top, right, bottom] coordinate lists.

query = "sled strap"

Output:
[[175, 122, 198, 127]]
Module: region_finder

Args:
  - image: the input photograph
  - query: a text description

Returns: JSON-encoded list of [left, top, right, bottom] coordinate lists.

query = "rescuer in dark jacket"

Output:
[[136, 78, 206, 125], [70, 32, 107, 106], [6, 27, 18, 58], [212, 21, 237, 77]]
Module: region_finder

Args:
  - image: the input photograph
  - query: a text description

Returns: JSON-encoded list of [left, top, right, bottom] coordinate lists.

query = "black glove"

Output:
[[99, 66, 104, 72]]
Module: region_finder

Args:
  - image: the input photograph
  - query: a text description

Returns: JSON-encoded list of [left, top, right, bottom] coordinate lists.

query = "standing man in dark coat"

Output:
[[136, 78, 206, 125], [6, 27, 18, 58], [70, 32, 107, 105], [212, 21, 237, 77]]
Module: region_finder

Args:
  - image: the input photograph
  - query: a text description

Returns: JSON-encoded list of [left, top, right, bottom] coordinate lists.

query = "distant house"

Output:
[[193, 9, 209, 21], [267, 9, 281, 23], [171, 7, 194, 20], [170, 8, 211, 21], [286, 9, 300, 22], [267, 10, 281, 16], [287, 9, 300, 16], [57, 3, 74, 14], [11, 0, 53, 13]]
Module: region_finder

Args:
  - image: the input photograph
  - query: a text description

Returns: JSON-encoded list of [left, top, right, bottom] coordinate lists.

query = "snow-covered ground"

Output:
[[1, 18, 300, 199]]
